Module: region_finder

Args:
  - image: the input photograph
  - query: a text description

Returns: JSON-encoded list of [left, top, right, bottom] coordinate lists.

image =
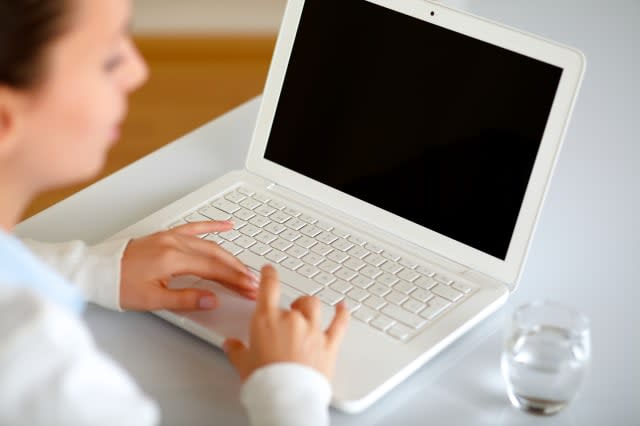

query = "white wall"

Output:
[[132, 0, 287, 34]]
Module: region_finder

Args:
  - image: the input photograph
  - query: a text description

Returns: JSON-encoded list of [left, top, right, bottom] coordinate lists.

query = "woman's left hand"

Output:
[[119, 221, 258, 311]]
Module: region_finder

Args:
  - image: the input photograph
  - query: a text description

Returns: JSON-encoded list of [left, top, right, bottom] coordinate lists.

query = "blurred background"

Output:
[[24, 0, 468, 218]]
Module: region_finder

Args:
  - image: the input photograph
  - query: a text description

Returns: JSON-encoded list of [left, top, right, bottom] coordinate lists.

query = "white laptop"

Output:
[[109, 0, 584, 413]]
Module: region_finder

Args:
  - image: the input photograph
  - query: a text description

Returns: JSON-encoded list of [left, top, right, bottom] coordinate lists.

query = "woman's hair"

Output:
[[0, 0, 71, 89]]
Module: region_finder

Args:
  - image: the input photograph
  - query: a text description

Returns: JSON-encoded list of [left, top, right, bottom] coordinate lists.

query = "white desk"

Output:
[[17, 1, 639, 424]]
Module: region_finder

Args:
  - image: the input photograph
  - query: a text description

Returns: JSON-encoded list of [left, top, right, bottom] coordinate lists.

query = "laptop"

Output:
[[108, 0, 584, 413]]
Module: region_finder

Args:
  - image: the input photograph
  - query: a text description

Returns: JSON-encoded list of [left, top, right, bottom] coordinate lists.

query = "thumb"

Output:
[[156, 288, 218, 311], [223, 338, 250, 379]]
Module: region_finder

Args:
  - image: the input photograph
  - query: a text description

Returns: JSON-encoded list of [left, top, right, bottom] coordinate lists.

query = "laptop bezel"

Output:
[[245, 0, 585, 286]]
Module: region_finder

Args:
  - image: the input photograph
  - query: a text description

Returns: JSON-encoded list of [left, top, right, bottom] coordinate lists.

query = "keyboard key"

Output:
[[265, 249, 287, 264], [291, 236, 314, 249], [271, 238, 293, 251], [211, 198, 241, 214], [330, 280, 352, 294], [313, 272, 336, 286], [300, 225, 322, 238], [317, 232, 338, 245], [452, 281, 473, 293], [270, 211, 291, 223], [232, 220, 247, 230], [331, 238, 354, 252], [351, 276, 373, 289], [347, 288, 369, 302], [297, 264, 319, 278], [387, 324, 412, 341], [220, 241, 243, 256], [382, 251, 401, 262], [402, 299, 426, 314], [286, 245, 308, 258], [414, 275, 438, 290], [311, 242, 333, 256], [344, 257, 366, 271], [219, 230, 241, 241], [381, 261, 403, 274], [316, 288, 343, 305], [280, 229, 301, 241], [254, 231, 277, 245], [353, 307, 376, 323], [394, 280, 416, 295], [184, 212, 210, 222], [264, 222, 287, 235], [371, 315, 395, 331], [283, 207, 301, 217], [240, 224, 261, 237], [410, 288, 434, 303], [255, 204, 277, 217], [398, 258, 418, 269], [364, 296, 386, 310], [249, 215, 271, 228], [318, 260, 341, 274], [225, 191, 246, 203], [204, 234, 224, 244], [169, 219, 188, 229], [419, 297, 450, 320], [363, 253, 386, 267], [285, 217, 306, 230], [335, 267, 357, 281], [342, 298, 361, 313], [364, 243, 384, 254], [327, 250, 349, 263], [369, 283, 391, 298], [268, 199, 285, 210], [302, 253, 324, 266], [431, 284, 464, 302], [332, 228, 350, 238], [316, 221, 333, 231], [360, 265, 382, 279], [348, 246, 370, 259], [398, 268, 421, 282], [417, 265, 435, 277], [281, 257, 303, 270], [234, 208, 255, 221], [236, 187, 254, 196], [434, 274, 453, 285], [253, 193, 271, 203], [381, 305, 426, 329], [348, 235, 366, 246], [299, 214, 317, 224], [240, 198, 261, 210], [376, 273, 399, 287], [250, 243, 271, 256], [234, 236, 256, 249], [385, 290, 408, 305]]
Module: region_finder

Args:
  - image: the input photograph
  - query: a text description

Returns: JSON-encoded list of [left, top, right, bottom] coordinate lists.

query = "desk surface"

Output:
[[17, 1, 639, 425]]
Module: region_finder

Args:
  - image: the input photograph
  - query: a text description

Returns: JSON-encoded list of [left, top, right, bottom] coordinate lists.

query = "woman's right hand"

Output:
[[223, 265, 350, 381]]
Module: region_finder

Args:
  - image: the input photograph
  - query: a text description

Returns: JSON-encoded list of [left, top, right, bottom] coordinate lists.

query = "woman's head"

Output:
[[0, 0, 147, 197]]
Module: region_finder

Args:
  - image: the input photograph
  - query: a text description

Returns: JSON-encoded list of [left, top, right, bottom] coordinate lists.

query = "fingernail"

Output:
[[247, 272, 260, 287], [199, 296, 216, 309]]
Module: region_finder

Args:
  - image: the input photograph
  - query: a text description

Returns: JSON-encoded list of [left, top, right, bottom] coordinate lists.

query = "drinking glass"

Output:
[[501, 300, 591, 415]]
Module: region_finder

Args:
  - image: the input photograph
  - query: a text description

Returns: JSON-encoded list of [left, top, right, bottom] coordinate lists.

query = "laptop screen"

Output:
[[264, 0, 563, 260]]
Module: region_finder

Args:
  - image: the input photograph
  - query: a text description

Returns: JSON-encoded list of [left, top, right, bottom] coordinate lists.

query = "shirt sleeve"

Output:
[[241, 363, 332, 426], [0, 285, 159, 426], [21, 238, 131, 311]]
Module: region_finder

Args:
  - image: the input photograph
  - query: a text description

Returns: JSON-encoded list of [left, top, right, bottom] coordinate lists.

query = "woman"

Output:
[[0, 0, 348, 424]]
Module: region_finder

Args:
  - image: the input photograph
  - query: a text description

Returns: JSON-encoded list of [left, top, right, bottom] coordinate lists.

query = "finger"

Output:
[[189, 237, 252, 276], [325, 302, 350, 347], [170, 251, 257, 296], [170, 220, 234, 236], [256, 265, 280, 314], [223, 338, 251, 380], [290, 296, 322, 328], [151, 287, 218, 311]]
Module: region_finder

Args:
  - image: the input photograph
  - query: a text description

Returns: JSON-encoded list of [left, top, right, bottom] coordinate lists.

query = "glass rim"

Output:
[[513, 299, 590, 334]]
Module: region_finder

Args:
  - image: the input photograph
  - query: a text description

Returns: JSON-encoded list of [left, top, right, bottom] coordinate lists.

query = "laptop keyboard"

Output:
[[169, 187, 475, 342]]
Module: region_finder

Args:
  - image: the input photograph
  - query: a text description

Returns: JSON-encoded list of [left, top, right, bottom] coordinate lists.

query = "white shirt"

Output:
[[0, 232, 331, 425]]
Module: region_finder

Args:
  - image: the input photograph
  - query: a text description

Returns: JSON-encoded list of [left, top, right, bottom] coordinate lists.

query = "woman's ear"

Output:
[[0, 86, 23, 159]]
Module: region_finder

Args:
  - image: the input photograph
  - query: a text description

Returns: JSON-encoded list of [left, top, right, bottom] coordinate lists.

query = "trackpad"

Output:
[[168, 277, 296, 346]]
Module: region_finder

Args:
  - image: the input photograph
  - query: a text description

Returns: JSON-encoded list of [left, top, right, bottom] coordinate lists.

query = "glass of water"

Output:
[[501, 300, 591, 415]]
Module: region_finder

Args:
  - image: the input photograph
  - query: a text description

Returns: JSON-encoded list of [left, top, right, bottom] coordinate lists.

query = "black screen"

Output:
[[264, 0, 562, 260]]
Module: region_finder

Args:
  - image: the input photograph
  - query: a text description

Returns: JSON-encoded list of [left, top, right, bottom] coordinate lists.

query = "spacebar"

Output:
[[237, 250, 323, 296]]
